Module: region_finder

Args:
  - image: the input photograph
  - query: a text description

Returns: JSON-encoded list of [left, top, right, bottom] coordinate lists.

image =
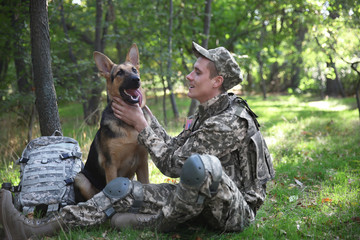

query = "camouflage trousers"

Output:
[[59, 172, 255, 232]]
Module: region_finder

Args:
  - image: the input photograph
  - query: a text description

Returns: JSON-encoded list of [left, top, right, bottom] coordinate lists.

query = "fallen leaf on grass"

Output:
[[269, 195, 277, 203], [321, 198, 332, 203], [351, 216, 360, 223], [301, 131, 312, 136], [171, 234, 181, 239], [344, 216, 360, 224], [294, 178, 304, 188]]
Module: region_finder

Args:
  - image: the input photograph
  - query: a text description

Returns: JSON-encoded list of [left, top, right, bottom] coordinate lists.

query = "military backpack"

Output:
[[2, 131, 83, 217]]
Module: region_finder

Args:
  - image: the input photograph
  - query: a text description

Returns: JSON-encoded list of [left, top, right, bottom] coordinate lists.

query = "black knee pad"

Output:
[[180, 154, 222, 192], [180, 154, 206, 188], [103, 177, 132, 199], [102, 177, 144, 215]]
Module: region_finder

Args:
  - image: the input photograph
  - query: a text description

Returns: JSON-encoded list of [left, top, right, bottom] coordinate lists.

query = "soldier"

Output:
[[0, 42, 275, 239]]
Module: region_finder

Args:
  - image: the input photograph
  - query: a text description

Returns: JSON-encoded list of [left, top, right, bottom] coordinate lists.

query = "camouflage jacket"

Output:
[[138, 92, 275, 211]]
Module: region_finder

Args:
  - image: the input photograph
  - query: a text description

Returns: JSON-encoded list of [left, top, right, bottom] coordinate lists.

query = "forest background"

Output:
[[0, 0, 359, 137], [0, 0, 360, 239]]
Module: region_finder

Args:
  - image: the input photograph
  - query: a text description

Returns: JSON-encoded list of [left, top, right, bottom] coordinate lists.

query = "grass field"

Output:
[[0, 94, 359, 239]]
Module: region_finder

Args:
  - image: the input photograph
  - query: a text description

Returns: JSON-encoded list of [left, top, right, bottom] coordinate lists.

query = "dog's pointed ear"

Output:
[[93, 51, 114, 77], [126, 43, 140, 69]]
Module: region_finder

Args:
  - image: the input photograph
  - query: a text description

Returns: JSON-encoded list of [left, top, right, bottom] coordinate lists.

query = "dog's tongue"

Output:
[[125, 89, 142, 105]]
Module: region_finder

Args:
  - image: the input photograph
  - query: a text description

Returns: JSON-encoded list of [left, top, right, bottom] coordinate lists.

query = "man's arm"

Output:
[[138, 115, 247, 178]]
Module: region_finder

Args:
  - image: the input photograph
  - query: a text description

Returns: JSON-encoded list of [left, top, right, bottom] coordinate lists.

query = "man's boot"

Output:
[[110, 211, 178, 232], [0, 189, 65, 240]]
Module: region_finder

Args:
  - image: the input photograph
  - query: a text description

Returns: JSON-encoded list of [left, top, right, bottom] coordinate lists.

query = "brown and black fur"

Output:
[[74, 44, 151, 202]]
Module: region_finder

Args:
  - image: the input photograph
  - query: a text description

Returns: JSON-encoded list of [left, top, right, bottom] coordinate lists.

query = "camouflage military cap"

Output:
[[192, 42, 243, 90]]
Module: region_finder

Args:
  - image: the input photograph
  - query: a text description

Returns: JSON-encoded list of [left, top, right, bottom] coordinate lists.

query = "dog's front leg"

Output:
[[105, 165, 119, 183], [135, 147, 150, 184]]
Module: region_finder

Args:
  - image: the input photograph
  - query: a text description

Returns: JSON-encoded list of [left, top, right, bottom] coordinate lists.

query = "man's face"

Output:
[[186, 57, 219, 104]]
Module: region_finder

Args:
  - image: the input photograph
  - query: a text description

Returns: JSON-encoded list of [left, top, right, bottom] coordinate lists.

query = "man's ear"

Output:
[[213, 75, 224, 89], [93, 51, 114, 78]]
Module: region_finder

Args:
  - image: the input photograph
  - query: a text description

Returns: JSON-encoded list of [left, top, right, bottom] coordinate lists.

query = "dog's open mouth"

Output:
[[120, 88, 143, 105]]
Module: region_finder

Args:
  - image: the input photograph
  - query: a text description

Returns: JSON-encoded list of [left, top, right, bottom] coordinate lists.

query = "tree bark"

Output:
[[350, 62, 360, 119], [290, 23, 307, 91], [257, 22, 267, 100], [315, 36, 345, 98], [166, 0, 179, 119], [202, 0, 212, 49], [59, 0, 87, 120], [14, 0, 35, 140], [30, 0, 61, 136], [83, 0, 104, 125], [188, 0, 212, 116], [13, 1, 31, 94], [329, 56, 345, 97]]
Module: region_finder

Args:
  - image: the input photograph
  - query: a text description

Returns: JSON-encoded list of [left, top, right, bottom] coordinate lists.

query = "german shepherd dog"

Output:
[[74, 44, 151, 202]]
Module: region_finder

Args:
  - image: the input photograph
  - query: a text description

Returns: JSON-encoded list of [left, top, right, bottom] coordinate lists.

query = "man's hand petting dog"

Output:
[[112, 96, 149, 133]]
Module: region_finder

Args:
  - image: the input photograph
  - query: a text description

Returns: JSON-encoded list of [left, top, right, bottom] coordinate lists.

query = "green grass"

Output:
[[0, 94, 359, 239]]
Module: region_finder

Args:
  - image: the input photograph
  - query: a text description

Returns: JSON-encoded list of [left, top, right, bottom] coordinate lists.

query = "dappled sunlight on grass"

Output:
[[241, 95, 360, 239], [148, 160, 178, 184], [307, 100, 352, 111], [0, 94, 359, 239]]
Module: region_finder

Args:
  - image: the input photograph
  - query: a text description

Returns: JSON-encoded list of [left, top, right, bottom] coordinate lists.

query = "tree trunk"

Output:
[[59, 0, 87, 119], [317, 63, 326, 99], [112, 4, 122, 61], [188, 0, 212, 116], [166, 0, 179, 119], [83, 0, 104, 125], [325, 56, 345, 97], [30, 0, 61, 136], [162, 76, 168, 126], [329, 56, 345, 97], [315, 36, 345, 98], [257, 22, 267, 100], [202, 0, 212, 49], [350, 62, 360, 119], [101, 0, 114, 53], [13, 6, 31, 94], [14, 0, 35, 140], [290, 22, 307, 91]]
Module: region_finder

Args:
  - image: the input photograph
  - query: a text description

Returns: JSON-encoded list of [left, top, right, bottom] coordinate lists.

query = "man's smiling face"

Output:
[[186, 57, 221, 104]]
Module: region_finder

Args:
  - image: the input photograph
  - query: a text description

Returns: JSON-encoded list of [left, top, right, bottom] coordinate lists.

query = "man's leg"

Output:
[[204, 173, 255, 232], [110, 154, 224, 232], [158, 154, 255, 232], [162, 154, 222, 222], [0, 177, 174, 239], [0, 189, 66, 239], [0, 188, 112, 239]]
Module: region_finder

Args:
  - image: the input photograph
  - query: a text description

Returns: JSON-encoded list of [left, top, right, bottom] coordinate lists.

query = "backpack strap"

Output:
[[60, 151, 82, 160], [237, 97, 260, 129], [47, 204, 60, 213], [52, 130, 63, 136], [233, 96, 275, 185]]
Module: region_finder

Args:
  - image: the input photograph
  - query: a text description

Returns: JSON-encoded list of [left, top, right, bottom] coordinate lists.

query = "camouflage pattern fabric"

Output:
[[192, 42, 243, 90], [14, 135, 83, 216], [53, 92, 274, 232]]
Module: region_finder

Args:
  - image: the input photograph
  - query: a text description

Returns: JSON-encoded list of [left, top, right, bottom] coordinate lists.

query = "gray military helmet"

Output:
[[192, 41, 243, 91]]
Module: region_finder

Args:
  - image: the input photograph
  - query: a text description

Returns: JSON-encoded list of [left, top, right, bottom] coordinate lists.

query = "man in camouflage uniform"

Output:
[[0, 42, 275, 239]]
